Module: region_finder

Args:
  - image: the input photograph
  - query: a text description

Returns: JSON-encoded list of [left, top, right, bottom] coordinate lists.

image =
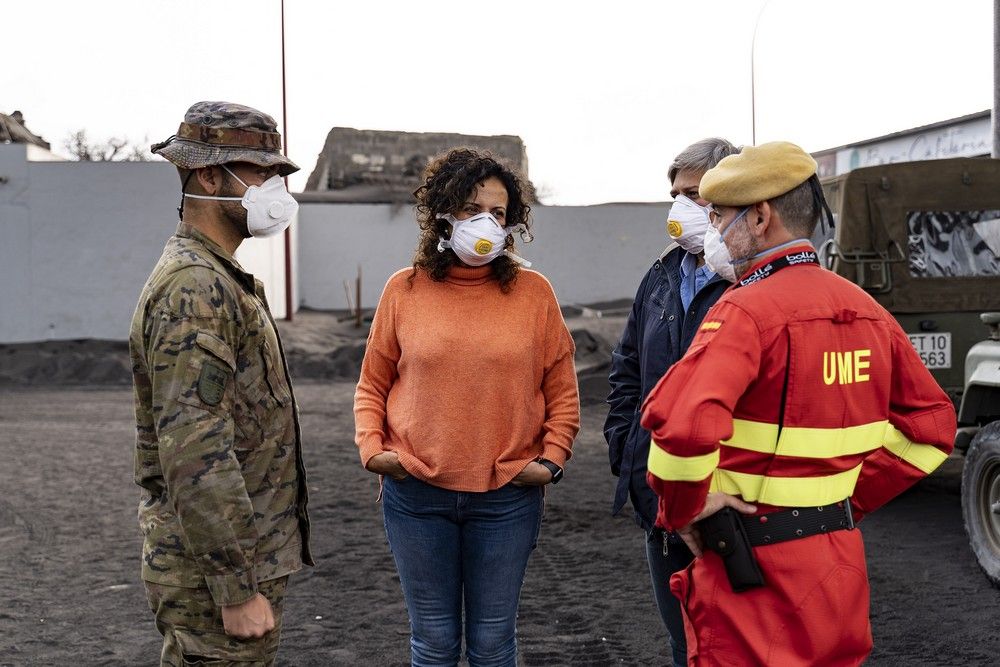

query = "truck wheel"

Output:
[[962, 421, 1000, 588]]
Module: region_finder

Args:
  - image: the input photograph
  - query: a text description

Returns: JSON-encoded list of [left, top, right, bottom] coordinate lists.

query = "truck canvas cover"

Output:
[[823, 158, 1000, 314]]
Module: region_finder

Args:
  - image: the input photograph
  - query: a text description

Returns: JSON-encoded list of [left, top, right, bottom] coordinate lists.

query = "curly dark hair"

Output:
[[411, 147, 534, 292]]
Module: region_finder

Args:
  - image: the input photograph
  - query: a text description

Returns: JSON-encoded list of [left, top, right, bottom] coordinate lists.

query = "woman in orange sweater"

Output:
[[354, 148, 580, 667]]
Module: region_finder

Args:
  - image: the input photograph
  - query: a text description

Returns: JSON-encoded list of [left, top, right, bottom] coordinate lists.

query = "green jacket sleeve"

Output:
[[145, 267, 259, 606]]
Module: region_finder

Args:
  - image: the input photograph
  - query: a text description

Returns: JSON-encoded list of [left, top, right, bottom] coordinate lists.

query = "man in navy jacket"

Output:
[[605, 137, 738, 667]]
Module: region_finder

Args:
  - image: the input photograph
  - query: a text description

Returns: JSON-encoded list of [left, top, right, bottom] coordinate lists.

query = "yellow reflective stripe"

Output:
[[777, 420, 888, 458], [723, 419, 778, 454], [700, 321, 723, 331], [709, 465, 862, 506], [648, 441, 719, 482], [723, 419, 888, 459], [883, 425, 948, 475]]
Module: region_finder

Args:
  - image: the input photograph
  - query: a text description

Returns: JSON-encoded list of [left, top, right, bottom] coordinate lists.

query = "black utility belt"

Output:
[[740, 500, 855, 547], [698, 500, 855, 593]]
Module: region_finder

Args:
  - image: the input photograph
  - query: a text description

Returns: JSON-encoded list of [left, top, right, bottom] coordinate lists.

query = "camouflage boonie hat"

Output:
[[151, 101, 299, 176]]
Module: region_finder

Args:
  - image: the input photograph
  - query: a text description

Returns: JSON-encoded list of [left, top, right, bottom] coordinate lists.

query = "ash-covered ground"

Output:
[[1, 310, 997, 666]]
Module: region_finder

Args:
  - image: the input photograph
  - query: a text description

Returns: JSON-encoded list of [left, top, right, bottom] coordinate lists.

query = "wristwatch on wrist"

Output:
[[537, 458, 563, 484]]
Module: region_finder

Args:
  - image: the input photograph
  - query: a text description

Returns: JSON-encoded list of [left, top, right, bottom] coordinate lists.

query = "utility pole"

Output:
[[994, 0, 1000, 157], [281, 0, 294, 320], [751, 0, 770, 146]]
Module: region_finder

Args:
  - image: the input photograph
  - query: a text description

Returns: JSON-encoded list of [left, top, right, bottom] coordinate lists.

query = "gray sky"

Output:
[[3, 0, 992, 204]]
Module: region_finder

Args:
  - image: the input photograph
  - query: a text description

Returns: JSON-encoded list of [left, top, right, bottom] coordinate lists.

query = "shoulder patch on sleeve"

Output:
[[700, 320, 723, 331], [197, 361, 230, 406]]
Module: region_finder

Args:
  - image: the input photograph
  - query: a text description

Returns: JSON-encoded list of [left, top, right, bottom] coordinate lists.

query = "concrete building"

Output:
[[812, 110, 990, 179], [0, 143, 291, 342], [0, 110, 62, 162], [295, 201, 668, 312], [304, 127, 532, 202], [8, 110, 996, 344], [0, 139, 667, 343], [0, 110, 50, 150]]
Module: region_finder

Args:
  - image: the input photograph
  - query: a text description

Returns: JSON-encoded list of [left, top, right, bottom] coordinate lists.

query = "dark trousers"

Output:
[[645, 528, 694, 667]]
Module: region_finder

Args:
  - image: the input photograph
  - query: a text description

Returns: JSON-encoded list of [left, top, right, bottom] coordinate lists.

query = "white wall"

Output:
[[1, 142, 671, 342], [0, 145, 33, 341], [233, 222, 294, 319], [0, 144, 288, 343], [297, 201, 671, 310]]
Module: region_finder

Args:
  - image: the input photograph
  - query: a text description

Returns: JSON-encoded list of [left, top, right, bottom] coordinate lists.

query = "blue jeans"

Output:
[[646, 528, 694, 667], [382, 476, 544, 667]]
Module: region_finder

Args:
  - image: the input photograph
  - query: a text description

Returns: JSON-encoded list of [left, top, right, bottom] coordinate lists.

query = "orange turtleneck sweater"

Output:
[[353, 264, 580, 492]]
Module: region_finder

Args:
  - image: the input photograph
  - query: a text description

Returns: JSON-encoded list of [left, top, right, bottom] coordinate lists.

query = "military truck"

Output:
[[959, 314, 1000, 586], [818, 157, 1000, 586]]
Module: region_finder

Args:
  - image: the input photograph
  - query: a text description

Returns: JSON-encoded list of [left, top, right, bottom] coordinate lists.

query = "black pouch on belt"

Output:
[[697, 507, 765, 592]]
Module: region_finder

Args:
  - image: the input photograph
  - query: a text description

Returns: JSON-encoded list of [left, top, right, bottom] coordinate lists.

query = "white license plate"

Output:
[[908, 332, 951, 369]]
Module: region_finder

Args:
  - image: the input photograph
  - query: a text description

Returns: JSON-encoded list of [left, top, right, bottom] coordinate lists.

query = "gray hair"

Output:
[[668, 137, 740, 184]]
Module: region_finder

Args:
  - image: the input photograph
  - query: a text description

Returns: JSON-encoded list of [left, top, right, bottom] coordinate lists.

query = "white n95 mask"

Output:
[[184, 165, 299, 238], [666, 195, 711, 254], [702, 224, 736, 282], [437, 212, 532, 267], [703, 206, 750, 283]]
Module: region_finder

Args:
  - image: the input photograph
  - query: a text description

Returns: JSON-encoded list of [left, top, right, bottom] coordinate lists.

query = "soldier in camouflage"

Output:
[[131, 101, 312, 666]]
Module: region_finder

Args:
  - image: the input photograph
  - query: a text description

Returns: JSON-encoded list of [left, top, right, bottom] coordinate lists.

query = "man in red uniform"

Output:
[[641, 142, 957, 666]]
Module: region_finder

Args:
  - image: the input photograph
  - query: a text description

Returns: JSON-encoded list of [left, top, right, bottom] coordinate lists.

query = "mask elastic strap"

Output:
[[503, 250, 532, 267], [720, 207, 751, 239], [181, 164, 247, 203], [184, 193, 243, 201], [435, 213, 453, 253], [505, 223, 534, 243], [177, 169, 196, 221], [221, 164, 250, 190], [808, 175, 835, 234]]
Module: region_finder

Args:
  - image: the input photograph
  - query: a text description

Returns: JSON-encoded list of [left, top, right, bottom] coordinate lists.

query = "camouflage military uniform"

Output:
[[130, 222, 312, 665], [145, 576, 288, 667]]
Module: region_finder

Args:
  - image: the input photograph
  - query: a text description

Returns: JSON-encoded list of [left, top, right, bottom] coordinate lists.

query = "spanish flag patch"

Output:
[[700, 321, 723, 331]]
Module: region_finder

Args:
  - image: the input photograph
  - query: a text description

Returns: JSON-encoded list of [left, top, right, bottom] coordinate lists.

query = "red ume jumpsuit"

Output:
[[642, 242, 956, 666]]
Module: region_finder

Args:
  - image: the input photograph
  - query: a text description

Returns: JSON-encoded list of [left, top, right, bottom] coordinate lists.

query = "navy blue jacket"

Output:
[[604, 245, 729, 531]]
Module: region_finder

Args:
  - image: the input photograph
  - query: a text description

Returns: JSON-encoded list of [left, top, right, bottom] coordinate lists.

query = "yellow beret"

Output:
[[699, 141, 817, 206]]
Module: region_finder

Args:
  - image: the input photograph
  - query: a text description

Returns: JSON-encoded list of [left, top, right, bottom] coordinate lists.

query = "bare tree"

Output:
[[534, 182, 555, 205], [64, 129, 152, 161]]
